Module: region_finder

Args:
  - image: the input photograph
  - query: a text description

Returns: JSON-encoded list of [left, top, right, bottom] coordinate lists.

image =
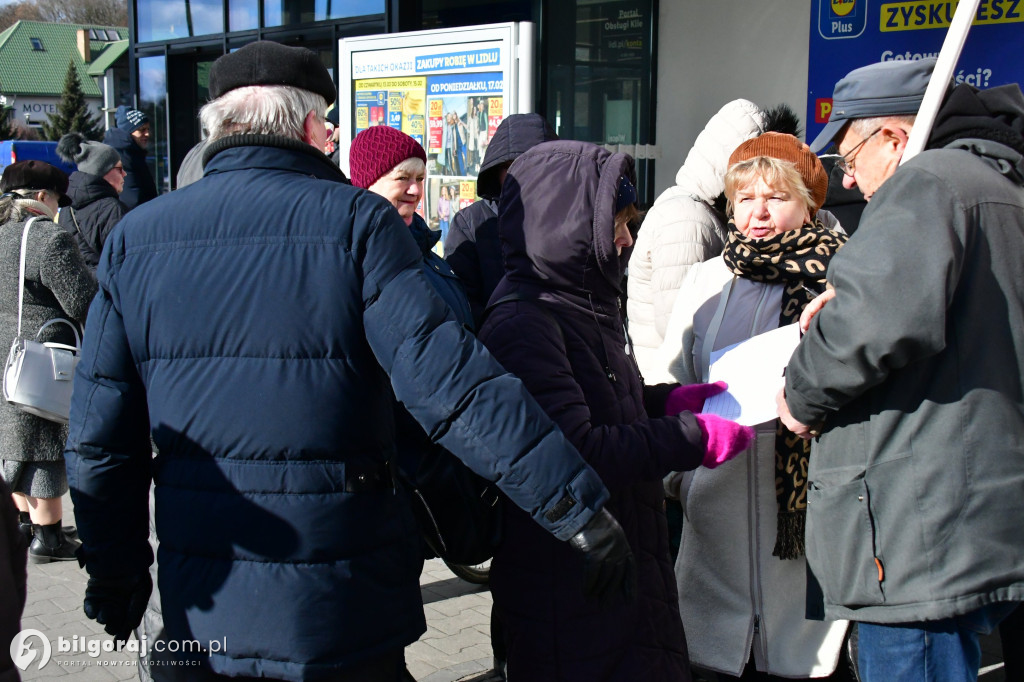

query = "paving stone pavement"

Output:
[[14, 494, 499, 682], [13, 494, 1009, 681]]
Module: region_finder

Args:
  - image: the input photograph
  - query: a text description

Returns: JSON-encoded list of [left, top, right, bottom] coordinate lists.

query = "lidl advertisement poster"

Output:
[[807, 0, 1023, 147], [354, 77, 427, 146]]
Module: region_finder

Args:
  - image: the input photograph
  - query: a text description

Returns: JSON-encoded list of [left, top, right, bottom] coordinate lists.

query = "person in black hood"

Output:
[[104, 105, 158, 210], [443, 113, 558, 327], [56, 132, 129, 269], [480, 140, 753, 680]]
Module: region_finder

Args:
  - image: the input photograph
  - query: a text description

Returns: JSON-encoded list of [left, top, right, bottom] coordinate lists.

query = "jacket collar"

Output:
[[408, 213, 438, 255], [203, 134, 349, 183]]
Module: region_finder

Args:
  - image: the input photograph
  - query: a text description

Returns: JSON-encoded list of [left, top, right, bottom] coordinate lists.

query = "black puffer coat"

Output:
[[444, 113, 558, 326], [479, 140, 703, 681], [63, 170, 128, 269]]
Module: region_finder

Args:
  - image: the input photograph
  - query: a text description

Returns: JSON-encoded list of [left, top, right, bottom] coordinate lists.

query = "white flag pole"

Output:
[[900, 0, 981, 164]]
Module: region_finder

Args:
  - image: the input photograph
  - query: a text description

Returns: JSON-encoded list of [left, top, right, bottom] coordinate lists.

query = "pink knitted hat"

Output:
[[349, 126, 427, 189]]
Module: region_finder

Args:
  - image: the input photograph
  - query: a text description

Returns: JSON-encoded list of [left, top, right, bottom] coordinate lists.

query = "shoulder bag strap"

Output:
[[16, 217, 41, 340]]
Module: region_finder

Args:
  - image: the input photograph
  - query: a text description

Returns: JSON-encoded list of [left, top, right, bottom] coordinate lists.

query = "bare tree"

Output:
[[0, 1, 45, 30], [1, 0, 126, 30]]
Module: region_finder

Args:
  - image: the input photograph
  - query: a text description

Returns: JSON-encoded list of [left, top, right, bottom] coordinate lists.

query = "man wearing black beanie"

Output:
[[66, 39, 634, 682], [103, 104, 157, 209]]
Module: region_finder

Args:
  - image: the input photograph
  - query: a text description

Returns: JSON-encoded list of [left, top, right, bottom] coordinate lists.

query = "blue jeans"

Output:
[[858, 602, 1019, 682]]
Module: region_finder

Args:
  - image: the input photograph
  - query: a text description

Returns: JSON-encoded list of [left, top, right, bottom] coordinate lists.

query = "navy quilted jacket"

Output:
[[65, 136, 609, 680], [480, 141, 704, 680]]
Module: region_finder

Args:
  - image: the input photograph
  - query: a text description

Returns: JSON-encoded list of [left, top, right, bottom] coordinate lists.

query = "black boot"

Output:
[[29, 521, 81, 563], [17, 511, 33, 545]]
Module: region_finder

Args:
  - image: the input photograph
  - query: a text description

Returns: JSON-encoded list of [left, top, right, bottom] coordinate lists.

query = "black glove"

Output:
[[83, 572, 153, 644], [567, 508, 636, 604]]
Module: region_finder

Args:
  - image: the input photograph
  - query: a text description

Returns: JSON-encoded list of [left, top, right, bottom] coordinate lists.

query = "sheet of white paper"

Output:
[[703, 324, 801, 426]]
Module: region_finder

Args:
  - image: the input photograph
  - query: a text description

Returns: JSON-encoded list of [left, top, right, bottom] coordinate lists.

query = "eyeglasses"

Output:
[[835, 128, 881, 176]]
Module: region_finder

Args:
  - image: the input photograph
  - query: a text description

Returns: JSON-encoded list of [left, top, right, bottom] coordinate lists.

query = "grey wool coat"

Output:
[[0, 216, 97, 463]]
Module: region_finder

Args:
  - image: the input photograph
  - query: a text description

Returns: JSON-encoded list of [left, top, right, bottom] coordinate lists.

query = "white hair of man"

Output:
[[849, 114, 917, 138], [200, 84, 327, 143]]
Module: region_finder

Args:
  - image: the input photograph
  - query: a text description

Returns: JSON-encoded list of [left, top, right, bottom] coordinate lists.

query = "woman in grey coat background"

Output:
[[0, 161, 97, 563]]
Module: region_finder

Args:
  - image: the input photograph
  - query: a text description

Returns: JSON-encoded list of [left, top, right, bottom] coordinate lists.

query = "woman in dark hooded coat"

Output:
[[479, 140, 753, 681]]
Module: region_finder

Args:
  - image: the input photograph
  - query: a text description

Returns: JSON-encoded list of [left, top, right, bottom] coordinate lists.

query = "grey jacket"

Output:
[[786, 138, 1024, 623], [661, 257, 848, 676], [0, 216, 96, 462]]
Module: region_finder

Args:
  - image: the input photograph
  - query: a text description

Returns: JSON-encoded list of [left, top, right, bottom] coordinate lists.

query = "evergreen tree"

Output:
[[41, 61, 103, 141], [0, 104, 14, 140], [0, 84, 15, 140]]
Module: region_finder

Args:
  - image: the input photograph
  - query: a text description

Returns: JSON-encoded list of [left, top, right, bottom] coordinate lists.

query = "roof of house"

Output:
[[0, 21, 128, 98], [86, 39, 129, 77]]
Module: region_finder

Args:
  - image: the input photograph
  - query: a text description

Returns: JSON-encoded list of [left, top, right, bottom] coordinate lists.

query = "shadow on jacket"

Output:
[[103, 127, 157, 210], [138, 427, 302, 670], [444, 113, 557, 327]]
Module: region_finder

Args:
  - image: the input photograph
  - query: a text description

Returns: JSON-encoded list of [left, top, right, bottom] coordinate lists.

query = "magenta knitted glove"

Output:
[[695, 414, 755, 469], [665, 381, 728, 416]]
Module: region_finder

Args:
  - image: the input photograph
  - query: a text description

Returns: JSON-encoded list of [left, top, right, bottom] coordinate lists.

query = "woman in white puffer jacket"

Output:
[[628, 100, 804, 382]]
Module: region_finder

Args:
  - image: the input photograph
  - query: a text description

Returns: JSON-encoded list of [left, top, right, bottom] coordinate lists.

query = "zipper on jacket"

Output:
[[747, 433, 768, 671], [747, 281, 773, 671]]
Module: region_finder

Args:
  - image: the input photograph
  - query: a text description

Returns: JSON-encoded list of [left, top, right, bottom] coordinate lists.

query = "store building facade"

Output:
[[125, 0, 817, 198]]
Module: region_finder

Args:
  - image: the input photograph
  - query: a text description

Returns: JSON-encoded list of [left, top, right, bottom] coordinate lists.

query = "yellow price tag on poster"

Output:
[[488, 98, 503, 116], [460, 181, 477, 200], [429, 100, 443, 117]]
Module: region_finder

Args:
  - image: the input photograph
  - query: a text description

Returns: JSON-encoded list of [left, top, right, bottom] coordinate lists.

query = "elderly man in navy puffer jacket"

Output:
[[65, 41, 633, 682]]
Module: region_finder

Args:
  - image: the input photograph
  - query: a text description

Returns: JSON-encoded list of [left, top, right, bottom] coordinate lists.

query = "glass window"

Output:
[[262, 0, 382, 27], [230, 0, 258, 31], [138, 55, 171, 196], [30, 37, 44, 50], [136, 0, 224, 42], [544, 0, 655, 200]]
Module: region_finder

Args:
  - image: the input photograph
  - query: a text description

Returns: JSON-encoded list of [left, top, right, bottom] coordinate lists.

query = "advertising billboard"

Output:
[[807, 0, 1023, 147], [338, 23, 533, 250]]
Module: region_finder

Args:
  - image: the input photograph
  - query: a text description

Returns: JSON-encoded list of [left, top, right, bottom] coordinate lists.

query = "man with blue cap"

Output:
[[103, 104, 157, 209], [777, 58, 1024, 681]]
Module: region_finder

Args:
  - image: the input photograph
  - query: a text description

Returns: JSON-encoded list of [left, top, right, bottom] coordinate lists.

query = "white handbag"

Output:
[[3, 217, 81, 424]]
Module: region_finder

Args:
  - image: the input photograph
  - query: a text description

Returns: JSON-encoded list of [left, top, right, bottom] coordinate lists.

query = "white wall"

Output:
[[654, 0, 813, 196]]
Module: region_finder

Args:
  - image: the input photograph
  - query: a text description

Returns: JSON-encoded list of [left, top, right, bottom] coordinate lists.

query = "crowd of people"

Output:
[[0, 39, 1022, 682]]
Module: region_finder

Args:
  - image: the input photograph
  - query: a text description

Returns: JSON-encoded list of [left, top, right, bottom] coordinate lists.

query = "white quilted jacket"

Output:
[[628, 99, 767, 379]]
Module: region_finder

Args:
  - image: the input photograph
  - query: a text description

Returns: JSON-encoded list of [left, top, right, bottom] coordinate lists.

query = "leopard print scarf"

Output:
[[723, 218, 847, 559]]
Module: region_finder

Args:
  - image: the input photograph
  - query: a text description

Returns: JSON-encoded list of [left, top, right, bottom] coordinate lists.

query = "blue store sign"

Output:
[[807, 0, 1024, 147]]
